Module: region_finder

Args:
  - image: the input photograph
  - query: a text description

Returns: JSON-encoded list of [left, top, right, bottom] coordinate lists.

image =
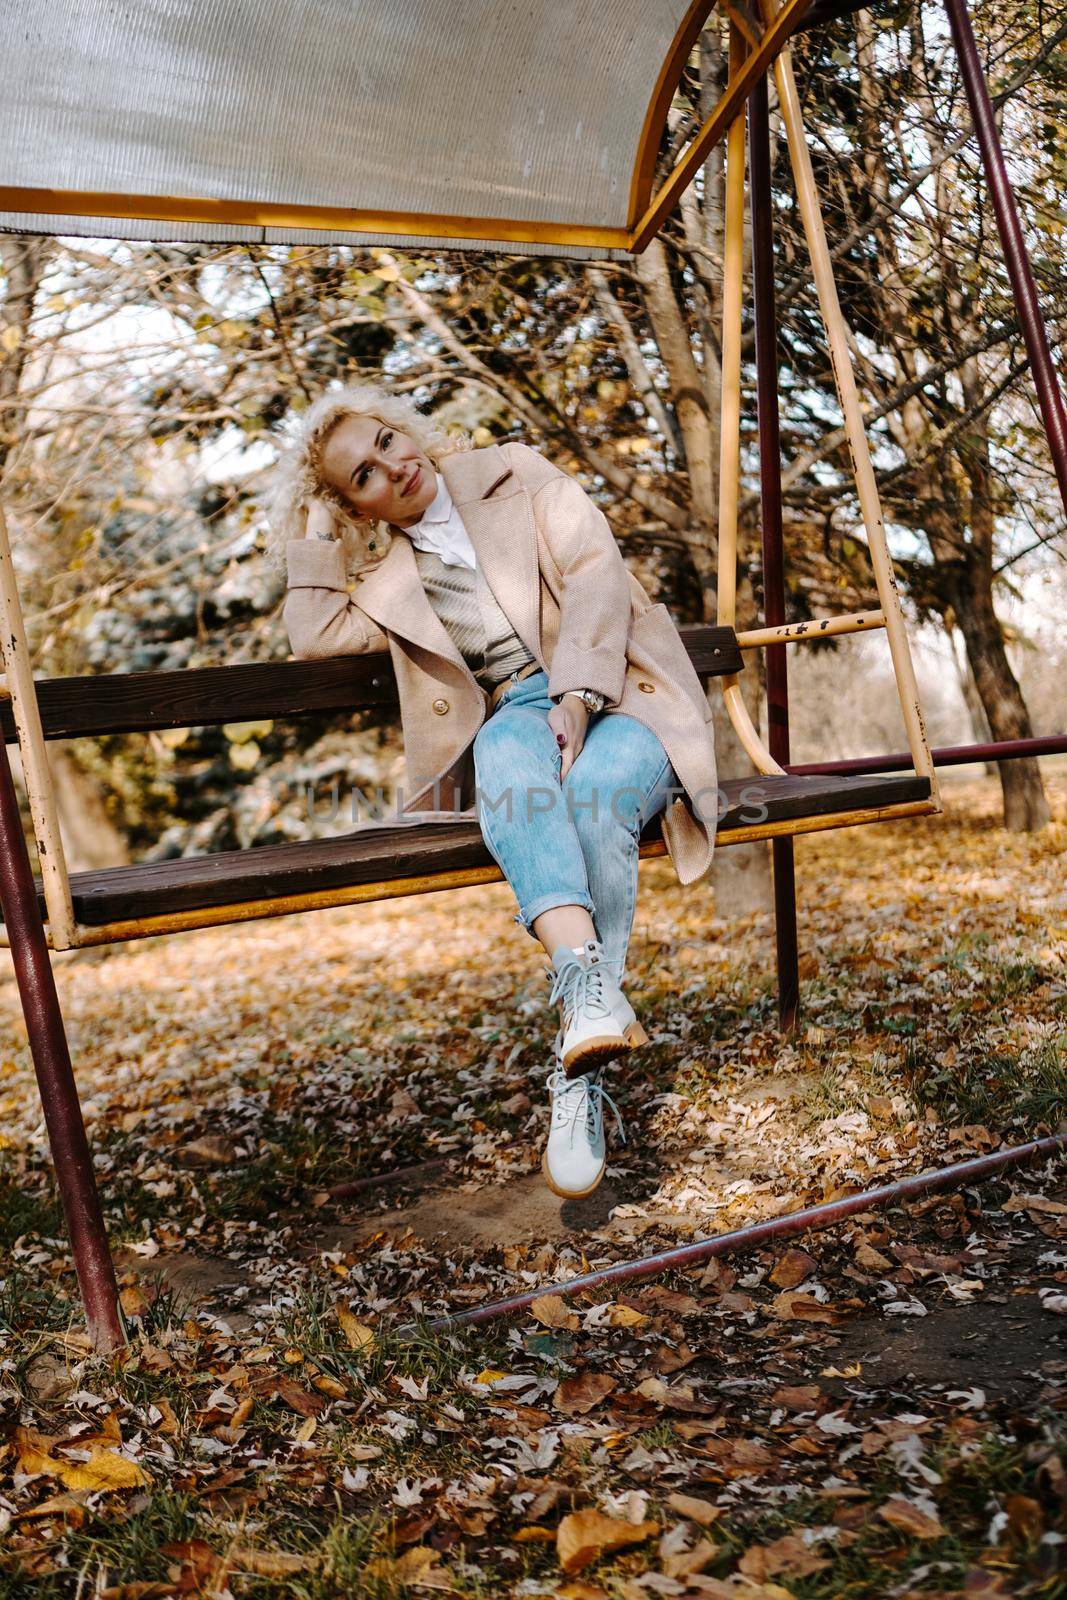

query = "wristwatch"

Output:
[[559, 688, 606, 714]]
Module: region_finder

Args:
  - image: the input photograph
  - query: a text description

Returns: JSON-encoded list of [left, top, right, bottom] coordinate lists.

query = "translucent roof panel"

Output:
[[0, 0, 704, 259]]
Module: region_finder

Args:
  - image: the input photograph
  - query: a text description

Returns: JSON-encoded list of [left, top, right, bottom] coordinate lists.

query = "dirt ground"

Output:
[[1, 770, 1065, 1597]]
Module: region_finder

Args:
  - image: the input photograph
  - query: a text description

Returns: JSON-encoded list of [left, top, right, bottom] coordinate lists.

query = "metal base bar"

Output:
[[0, 734, 122, 1351], [422, 1134, 1066, 1331]]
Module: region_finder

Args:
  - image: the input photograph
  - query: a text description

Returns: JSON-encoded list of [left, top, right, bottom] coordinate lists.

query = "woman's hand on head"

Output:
[[301, 495, 337, 541], [547, 696, 588, 783]]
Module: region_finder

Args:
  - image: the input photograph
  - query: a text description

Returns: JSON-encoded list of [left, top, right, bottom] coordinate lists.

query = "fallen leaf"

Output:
[[14, 1491, 88, 1525], [313, 1374, 348, 1400], [665, 1492, 723, 1527], [769, 1291, 840, 1323], [365, 1545, 450, 1589], [878, 1496, 945, 1539], [99, 1584, 174, 1599], [769, 1248, 816, 1289], [855, 1242, 893, 1271], [770, 1384, 823, 1411], [60, 1449, 148, 1493], [152, 1397, 181, 1437], [119, 1285, 149, 1318], [14, 1426, 61, 1476], [663, 1537, 719, 1577], [554, 1373, 617, 1416], [271, 1379, 325, 1418], [557, 1510, 656, 1574], [1003, 1193, 1067, 1215], [230, 1548, 315, 1577], [174, 1135, 237, 1168], [606, 1304, 649, 1328], [337, 1306, 376, 1353], [740, 1532, 832, 1578], [696, 1438, 776, 1477], [531, 1295, 580, 1331]]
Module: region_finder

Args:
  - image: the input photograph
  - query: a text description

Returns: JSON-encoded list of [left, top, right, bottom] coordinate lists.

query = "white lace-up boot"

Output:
[[546, 940, 647, 1073], [542, 1059, 627, 1198], [574, 938, 650, 1048]]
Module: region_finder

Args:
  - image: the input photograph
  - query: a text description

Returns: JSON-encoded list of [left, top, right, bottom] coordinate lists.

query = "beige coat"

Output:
[[284, 442, 718, 885]]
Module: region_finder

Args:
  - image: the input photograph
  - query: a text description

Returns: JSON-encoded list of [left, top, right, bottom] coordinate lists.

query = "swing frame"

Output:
[[1, 0, 1064, 1350]]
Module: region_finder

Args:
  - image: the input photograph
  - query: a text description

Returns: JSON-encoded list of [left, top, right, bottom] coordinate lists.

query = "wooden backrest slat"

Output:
[[1, 626, 743, 742]]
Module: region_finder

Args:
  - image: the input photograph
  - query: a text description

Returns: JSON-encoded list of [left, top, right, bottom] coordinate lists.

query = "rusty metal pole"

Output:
[[424, 1133, 1065, 1330], [750, 70, 799, 1034], [943, 0, 1067, 515], [0, 736, 123, 1352]]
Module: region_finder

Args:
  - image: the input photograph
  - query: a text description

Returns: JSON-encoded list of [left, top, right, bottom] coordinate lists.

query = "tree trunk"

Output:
[[50, 743, 131, 872], [0, 238, 51, 473], [950, 625, 997, 776], [952, 567, 1050, 831]]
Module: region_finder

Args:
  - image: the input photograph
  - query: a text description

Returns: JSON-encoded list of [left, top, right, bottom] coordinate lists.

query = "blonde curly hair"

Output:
[[262, 381, 472, 577]]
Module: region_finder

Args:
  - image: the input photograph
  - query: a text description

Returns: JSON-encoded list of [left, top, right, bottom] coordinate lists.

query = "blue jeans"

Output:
[[472, 669, 678, 988]]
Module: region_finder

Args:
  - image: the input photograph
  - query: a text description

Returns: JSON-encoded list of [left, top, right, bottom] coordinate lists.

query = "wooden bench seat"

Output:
[[38, 772, 931, 926]]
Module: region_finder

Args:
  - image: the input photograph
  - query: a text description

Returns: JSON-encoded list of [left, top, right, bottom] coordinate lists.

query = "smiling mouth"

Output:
[[402, 465, 421, 497]]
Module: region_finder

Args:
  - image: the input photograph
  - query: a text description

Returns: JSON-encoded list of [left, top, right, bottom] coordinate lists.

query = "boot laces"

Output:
[[545, 1064, 627, 1148], [546, 952, 610, 1025]]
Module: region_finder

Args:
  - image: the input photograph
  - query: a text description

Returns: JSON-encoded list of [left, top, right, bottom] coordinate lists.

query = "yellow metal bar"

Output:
[[56, 866, 513, 947], [716, 26, 747, 636], [628, 0, 718, 232], [758, 0, 939, 808], [0, 187, 632, 253], [630, 0, 814, 252], [736, 609, 886, 648], [706, 795, 937, 846], [0, 502, 77, 949], [719, 0, 763, 49], [715, 26, 786, 781]]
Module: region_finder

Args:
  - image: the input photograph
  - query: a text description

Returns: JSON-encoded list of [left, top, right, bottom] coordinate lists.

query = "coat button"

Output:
[[432, 697, 450, 715], [638, 680, 655, 693]]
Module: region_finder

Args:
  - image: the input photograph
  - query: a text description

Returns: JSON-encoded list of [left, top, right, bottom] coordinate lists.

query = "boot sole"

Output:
[[541, 1150, 606, 1200], [560, 1033, 632, 1073], [560, 1020, 648, 1072]]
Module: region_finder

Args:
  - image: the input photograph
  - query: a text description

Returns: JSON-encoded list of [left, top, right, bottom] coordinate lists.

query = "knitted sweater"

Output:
[[413, 544, 535, 691]]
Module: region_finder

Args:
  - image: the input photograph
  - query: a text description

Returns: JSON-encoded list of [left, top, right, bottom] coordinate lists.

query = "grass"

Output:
[[904, 1034, 1066, 1132]]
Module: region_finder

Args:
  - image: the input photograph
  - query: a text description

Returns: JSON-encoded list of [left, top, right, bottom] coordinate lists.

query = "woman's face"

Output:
[[320, 414, 437, 527]]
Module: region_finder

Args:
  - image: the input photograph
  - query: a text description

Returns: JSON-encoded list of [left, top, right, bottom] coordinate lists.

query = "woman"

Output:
[[268, 384, 718, 1200]]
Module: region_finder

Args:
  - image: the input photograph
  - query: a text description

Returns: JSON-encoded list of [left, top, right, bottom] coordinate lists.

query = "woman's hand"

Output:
[[300, 495, 337, 541], [548, 695, 589, 782]]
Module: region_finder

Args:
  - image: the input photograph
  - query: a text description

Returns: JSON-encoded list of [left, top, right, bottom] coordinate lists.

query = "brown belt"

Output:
[[485, 659, 542, 713]]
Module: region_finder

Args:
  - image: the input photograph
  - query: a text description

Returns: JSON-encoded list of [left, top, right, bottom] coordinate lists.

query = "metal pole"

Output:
[[0, 735, 123, 1352], [750, 69, 799, 1035], [943, 0, 1067, 515], [790, 731, 1067, 777], [423, 1134, 1065, 1331]]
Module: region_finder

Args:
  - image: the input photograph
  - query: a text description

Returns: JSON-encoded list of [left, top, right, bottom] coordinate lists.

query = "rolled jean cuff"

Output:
[[512, 889, 596, 938]]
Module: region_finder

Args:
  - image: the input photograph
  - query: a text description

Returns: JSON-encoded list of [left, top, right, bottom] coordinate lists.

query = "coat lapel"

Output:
[[346, 445, 541, 677]]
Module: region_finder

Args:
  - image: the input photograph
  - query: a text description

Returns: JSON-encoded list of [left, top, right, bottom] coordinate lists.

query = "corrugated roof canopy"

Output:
[[0, 0, 814, 259]]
